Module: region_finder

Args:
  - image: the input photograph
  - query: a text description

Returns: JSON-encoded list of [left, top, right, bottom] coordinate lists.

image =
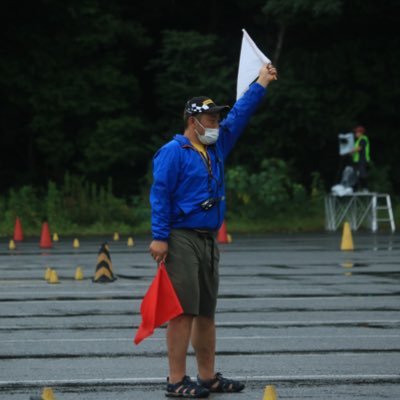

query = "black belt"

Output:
[[194, 229, 215, 235]]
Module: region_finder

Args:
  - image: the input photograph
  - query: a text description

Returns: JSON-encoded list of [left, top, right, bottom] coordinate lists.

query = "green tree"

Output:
[[149, 30, 235, 144], [1, 0, 150, 188], [263, 0, 343, 64], [1, 0, 400, 199]]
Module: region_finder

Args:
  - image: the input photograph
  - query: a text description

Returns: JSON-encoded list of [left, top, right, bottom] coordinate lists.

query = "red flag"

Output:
[[134, 262, 183, 345]]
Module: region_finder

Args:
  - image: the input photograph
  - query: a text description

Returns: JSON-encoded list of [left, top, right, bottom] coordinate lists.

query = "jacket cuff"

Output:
[[252, 82, 268, 93], [152, 236, 169, 242]]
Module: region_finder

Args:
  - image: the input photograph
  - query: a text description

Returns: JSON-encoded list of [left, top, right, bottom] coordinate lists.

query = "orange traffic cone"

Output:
[[39, 222, 52, 249], [14, 217, 24, 241], [217, 221, 229, 244]]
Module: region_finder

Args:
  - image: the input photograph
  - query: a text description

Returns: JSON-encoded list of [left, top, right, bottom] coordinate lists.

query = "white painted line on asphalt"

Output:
[[0, 279, 362, 288], [214, 334, 400, 339], [2, 319, 399, 331], [2, 334, 400, 343], [1, 374, 399, 386], [0, 283, 151, 288], [248, 374, 400, 380], [0, 287, 327, 295], [218, 319, 400, 326], [0, 290, 144, 295], [243, 353, 400, 358], [1, 338, 134, 343], [3, 296, 397, 304]]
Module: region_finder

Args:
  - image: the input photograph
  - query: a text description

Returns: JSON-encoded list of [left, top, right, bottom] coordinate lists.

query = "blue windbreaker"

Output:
[[150, 82, 266, 240]]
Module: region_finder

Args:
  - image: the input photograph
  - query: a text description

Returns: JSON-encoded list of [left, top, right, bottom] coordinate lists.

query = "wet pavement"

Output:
[[0, 233, 400, 399]]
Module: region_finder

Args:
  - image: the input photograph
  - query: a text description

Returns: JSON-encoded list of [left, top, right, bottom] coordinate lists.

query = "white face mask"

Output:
[[194, 118, 219, 145]]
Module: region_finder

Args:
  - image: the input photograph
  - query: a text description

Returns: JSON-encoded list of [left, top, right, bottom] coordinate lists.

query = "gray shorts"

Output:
[[165, 229, 220, 318]]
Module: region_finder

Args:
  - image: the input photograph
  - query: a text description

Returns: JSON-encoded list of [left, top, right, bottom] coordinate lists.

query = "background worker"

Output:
[[351, 125, 371, 191]]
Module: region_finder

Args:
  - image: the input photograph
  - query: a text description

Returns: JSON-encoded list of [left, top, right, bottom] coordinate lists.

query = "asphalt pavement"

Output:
[[0, 232, 399, 399]]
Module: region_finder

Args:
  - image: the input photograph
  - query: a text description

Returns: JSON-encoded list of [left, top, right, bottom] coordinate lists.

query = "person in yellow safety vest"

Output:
[[351, 125, 371, 191]]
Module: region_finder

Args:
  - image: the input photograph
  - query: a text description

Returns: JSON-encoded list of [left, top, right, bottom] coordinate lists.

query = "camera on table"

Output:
[[338, 133, 354, 155]]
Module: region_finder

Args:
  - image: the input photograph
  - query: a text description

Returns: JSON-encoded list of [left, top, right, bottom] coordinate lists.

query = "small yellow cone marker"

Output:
[[127, 237, 135, 247], [227, 233, 232, 243], [113, 232, 120, 241], [73, 238, 80, 248], [341, 262, 353, 269], [263, 385, 278, 400], [75, 266, 84, 280], [42, 387, 57, 400], [53, 233, 59, 242], [9, 239, 16, 250], [49, 270, 59, 284], [340, 222, 354, 251], [44, 267, 52, 281]]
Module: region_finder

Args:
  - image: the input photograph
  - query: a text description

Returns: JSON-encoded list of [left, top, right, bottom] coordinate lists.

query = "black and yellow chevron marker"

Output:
[[92, 242, 117, 283]]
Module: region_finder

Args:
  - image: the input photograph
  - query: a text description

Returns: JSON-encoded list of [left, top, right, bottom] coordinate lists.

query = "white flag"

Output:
[[237, 29, 271, 100]]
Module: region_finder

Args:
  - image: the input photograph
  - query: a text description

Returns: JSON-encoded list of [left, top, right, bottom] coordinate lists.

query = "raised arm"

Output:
[[218, 63, 278, 159]]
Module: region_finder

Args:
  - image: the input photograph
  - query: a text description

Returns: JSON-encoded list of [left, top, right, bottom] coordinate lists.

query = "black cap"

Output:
[[184, 96, 230, 116]]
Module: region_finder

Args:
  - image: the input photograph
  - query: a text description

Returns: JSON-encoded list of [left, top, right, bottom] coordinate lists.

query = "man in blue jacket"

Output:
[[150, 63, 277, 398]]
